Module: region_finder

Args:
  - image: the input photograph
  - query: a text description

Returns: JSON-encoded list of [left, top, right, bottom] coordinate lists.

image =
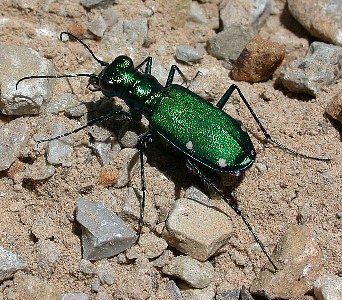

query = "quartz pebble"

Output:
[[0, 247, 26, 282], [163, 198, 232, 261], [76, 198, 137, 260], [162, 256, 214, 288], [314, 275, 342, 300], [0, 45, 54, 115], [0, 118, 29, 171], [231, 35, 285, 82], [280, 42, 342, 96]]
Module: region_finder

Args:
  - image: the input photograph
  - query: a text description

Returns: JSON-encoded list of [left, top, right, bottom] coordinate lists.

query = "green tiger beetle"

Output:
[[16, 32, 330, 270]]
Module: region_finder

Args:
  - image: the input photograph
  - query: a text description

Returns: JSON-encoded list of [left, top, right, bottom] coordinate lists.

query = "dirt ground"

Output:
[[0, 0, 341, 299]]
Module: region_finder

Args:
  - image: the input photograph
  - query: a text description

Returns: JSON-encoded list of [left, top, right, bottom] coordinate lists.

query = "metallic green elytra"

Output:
[[96, 55, 255, 173]]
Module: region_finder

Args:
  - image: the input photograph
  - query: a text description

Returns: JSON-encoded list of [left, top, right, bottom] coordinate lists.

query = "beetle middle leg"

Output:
[[217, 84, 330, 161], [165, 65, 201, 88], [135, 56, 153, 74]]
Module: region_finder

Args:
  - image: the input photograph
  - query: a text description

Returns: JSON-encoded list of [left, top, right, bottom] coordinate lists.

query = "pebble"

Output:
[[181, 283, 216, 300], [138, 232, 168, 259], [219, 0, 271, 32], [88, 123, 112, 142], [120, 186, 141, 221], [326, 92, 342, 123], [60, 293, 89, 300], [118, 127, 139, 148], [287, 0, 342, 46], [251, 224, 323, 299], [0, 247, 26, 282], [166, 280, 182, 300], [96, 261, 116, 285], [162, 255, 214, 288], [175, 45, 204, 63], [76, 198, 137, 260], [216, 289, 240, 300], [280, 42, 342, 97], [79, 259, 96, 275], [113, 148, 139, 188], [80, 0, 107, 8], [123, 18, 149, 46], [314, 275, 342, 300], [152, 250, 174, 268], [207, 25, 253, 61], [36, 240, 60, 278], [31, 215, 56, 240], [92, 141, 113, 166], [162, 198, 233, 261], [65, 103, 88, 118], [0, 44, 54, 115], [0, 118, 29, 171], [187, 1, 207, 24], [88, 14, 108, 38], [184, 185, 212, 206], [45, 92, 77, 115], [231, 35, 285, 82], [24, 156, 55, 181]]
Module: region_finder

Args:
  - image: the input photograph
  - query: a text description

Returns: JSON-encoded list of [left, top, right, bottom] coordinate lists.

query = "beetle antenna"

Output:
[[16, 73, 97, 90], [60, 32, 109, 67]]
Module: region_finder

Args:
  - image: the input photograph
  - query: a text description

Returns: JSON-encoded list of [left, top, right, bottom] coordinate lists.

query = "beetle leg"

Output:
[[218, 84, 330, 161], [186, 158, 278, 271], [136, 131, 153, 238], [135, 56, 153, 74], [36, 110, 132, 143]]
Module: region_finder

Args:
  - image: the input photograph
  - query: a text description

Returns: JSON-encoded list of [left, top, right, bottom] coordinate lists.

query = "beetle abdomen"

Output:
[[149, 85, 255, 172]]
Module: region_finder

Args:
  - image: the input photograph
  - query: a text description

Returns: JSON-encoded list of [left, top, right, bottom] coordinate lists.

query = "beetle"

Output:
[[16, 32, 330, 270]]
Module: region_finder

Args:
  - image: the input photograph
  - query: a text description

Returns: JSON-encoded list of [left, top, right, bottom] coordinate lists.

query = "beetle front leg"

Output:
[[135, 57, 153, 75]]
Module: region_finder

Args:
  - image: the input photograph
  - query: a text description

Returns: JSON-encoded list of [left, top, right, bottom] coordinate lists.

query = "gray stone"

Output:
[[207, 26, 253, 61], [184, 186, 212, 206], [60, 293, 89, 300], [175, 45, 204, 63], [114, 148, 139, 188], [0, 118, 29, 171], [123, 18, 148, 46], [187, 2, 207, 24], [152, 250, 174, 268], [121, 187, 140, 221], [36, 240, 60, 278], [45, 92, 77, 114], [65, 103, 88, 118], [24, 156, 55, 181], [88, 123, 112, 142], [91, 141, 120, 166], [118, 127, 139, 148], [314, 275, 342, 300], [0, 45, 54, 115], [96, 261, 116, 285], [162, 198, 233, 261], [76, 198, 137, 260], [288, 0, 342, 46], [162, 255, 214, 288], [216, 289, 240, 300], [166, 280, 182, 300], [181, 283, 216, 300], [280, 42, 342, 96], [79, 259, 96, 275], [0, 247, 26, 282], [80, 0, 113, 8], [88, 14, 108, 38], [220, 0, 271, 32]]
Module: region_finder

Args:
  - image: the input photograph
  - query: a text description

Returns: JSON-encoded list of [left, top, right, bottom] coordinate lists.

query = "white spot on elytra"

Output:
[[218, 158, 227, 168], [186, 140, 193, 150]]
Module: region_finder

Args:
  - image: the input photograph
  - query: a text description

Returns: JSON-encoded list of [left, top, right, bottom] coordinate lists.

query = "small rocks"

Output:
[[314, 275, 342, 300], [0, 118, 29, 171], [287, 0, 342, 46], [76, 198, 137, 260], [231, 35, 285, 82], [24, 156, 55, 181], [0, 247, 26, 282], [280, 42, 342, 97], [96, 261, 116, 285], [60, 293, 89, 300], [138, 233, 168, 259], [79, 259, 96, 275], [80, 0, 108, 8], [118, 127, 139, 148], [326, 92, 342, 123], [163, 198, 233, 261], [36, 240, 60, 278], [162, 256, 214, 288], [123, 18, 148, 46], [181, 284, 216, 300], [88, 14, 108, 38], [251, 224, 323, 299], [175, 45, 204, 63], [0, 45, 54, 115], [187, 1, 207, 24], [207, 25, 253, 61]]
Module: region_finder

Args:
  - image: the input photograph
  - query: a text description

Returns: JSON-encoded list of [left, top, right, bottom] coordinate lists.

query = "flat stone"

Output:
[[280, 42, 342, 97], [231, 35, 285, 82], [314, 275, 342, 300], [326, 92, 342, 123], [76, 198, 137, 260], [162, 198, 233, 261], [219, 0, 271, 32], [175, 45, 204, 63], [251, 224, 323, 299], [162, 255, 214, 288], [0, 44, 54, 115], [0, 118, 29, 171], [60, 293, 89, 300], [80, 0, 109, 8], [288, 0, 342, 46], [0, 247, 26, 282], [207, 25, 253, 61]]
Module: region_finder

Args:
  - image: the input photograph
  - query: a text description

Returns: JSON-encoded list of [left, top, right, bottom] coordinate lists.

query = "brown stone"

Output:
[[231, 35, 285, 82], [98, 167, 118, 186], [326, 92, 342, 123]]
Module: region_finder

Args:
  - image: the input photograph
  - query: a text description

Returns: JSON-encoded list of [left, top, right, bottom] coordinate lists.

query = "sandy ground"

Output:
[[0, 0, 341, 299]]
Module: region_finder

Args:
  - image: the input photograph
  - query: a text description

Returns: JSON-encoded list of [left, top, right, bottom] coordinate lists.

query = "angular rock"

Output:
[[162, 256, 214, 288], [184, 186, 212, 206], [76, 198, 137, 260], [162, 198, 233, 261], [326, 92, 342, 123], [166, 280, 182, 300], [0, 45, 54, 115], [118, 127, 139, 148], [251, 224, 323, 299], [175, 45, 204, 63], [60, 293, 89, 300], [0, 118, 28, 171], [0, 247, 26, 282], [207, 26, 253, 61], [220, 0, 271, 32], [288, 0, 342, 46], [314, 275, 342, 300], [280, 42, 342, 96], [231, 35, 285, 82], [88, 14, 108, 38]]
